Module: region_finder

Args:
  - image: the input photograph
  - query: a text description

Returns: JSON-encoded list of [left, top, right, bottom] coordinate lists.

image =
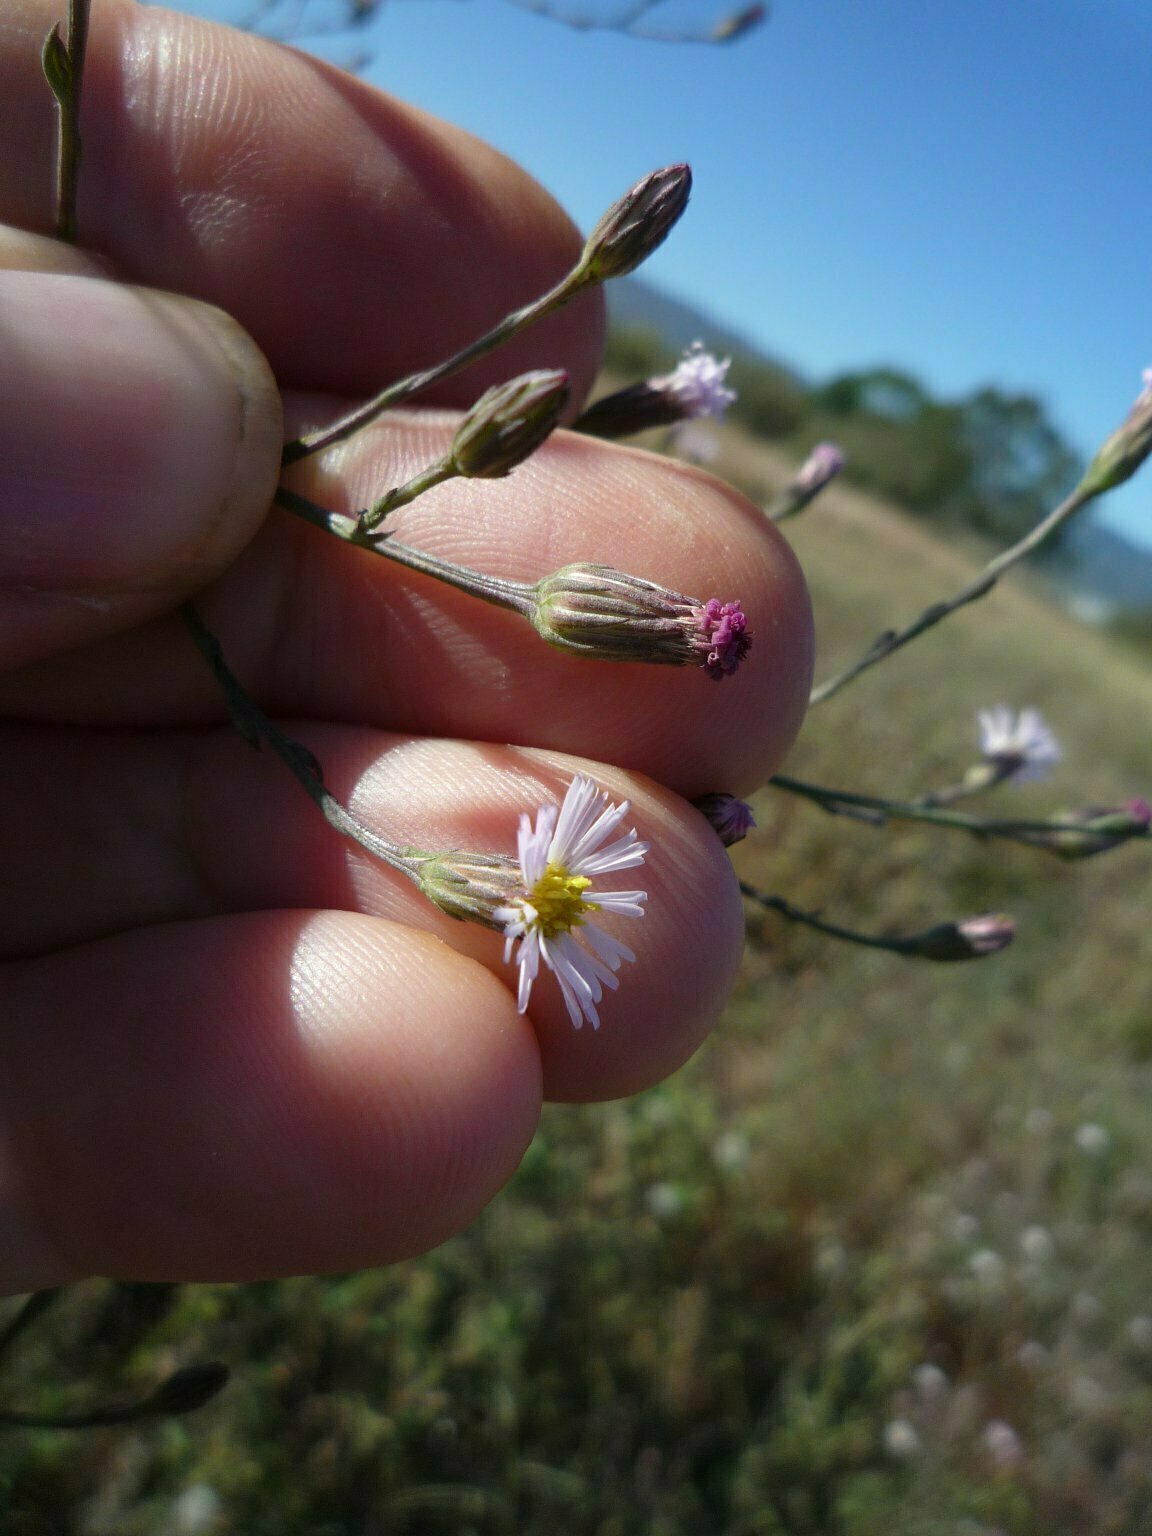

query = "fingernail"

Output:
[[0, 271, 282, 590]]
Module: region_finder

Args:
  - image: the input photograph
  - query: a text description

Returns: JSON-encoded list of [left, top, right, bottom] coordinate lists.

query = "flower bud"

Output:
[[146, 1363, 230, 1417], [712, 3, 768, 42], [411, 849, 523, 929], [693, 793, 757, 846], [793, 442, 845, 497], [1078, 369, 1152, 497], [1040, 798, 1151, 860], [451, 369, 569, 478], [768, 443, 845, 521], [581, 165, 692, 283], [531, 563, 751, 678], [906, 913, 1016, 962], [578, 343, 735, 439]]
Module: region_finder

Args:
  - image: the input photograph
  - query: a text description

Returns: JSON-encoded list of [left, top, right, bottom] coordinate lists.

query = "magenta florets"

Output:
[[691, 598, 751, 680]]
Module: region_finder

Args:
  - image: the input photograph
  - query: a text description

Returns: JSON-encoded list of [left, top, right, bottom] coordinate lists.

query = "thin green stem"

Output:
[[741, 885, 926, 956], [281, 268, 588, 466], [770, 771, 1148, 851], [47, 0, 90, 242], [273, 487, 536, 615], [809, 483, 1096, 704], [180, 604, 415, 876]]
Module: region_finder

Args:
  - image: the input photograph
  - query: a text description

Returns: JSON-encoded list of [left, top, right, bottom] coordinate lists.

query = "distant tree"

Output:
[[952, 386, 1082, 549], [601, 324, 675, 380], [813, 366, 928, 423], [808, 368, 1080, 548], [727, 355, 808, 439]]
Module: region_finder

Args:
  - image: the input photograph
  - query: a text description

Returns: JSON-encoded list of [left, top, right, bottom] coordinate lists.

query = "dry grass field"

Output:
[[2, 420, 1150, 1535]]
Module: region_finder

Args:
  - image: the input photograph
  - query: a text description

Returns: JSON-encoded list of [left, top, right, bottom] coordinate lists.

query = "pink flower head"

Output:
[[693, 792, 757, 846], [794, 442, 845, 496], [691, 598, 752, 679]]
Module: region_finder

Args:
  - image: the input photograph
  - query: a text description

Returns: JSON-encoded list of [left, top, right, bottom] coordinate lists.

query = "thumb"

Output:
[[0, 269, 282, 668]]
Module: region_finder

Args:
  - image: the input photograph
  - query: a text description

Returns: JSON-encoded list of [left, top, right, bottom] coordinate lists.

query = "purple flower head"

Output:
[[794, 442, 845, 496], [690, 598, 752, 680], [655, 342, 736, 422], [692, 793, 757, 846], [532, 564, 752, 678]]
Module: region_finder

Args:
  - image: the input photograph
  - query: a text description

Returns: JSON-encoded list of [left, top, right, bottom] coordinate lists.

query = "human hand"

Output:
[[0, 0, 813, 1289]]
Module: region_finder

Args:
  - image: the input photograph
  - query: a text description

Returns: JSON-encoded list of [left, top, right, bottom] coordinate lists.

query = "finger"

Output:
[[3, 0, 605, 403], [0, 270, 282, 667], [1, 722, 745, 1103], [0, 910, 541, 1286], [0, 224, 109, 275], [0, 421, 814, 795]]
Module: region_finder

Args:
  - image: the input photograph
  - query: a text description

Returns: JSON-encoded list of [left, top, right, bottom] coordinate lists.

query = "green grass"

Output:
[[3, 428, 1150, 1535]]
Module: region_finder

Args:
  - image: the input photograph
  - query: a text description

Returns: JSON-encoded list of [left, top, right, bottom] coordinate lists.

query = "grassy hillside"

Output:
[[3, 425, 1151, 1535]]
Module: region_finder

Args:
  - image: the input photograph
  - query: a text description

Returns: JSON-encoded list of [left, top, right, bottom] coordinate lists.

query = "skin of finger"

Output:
[[0, 419, 815, 797], [0, 910, 542, 1285], [1, 723, 746, 1103], [3, 0, 605, 407], [0, 272, 283, 667], [0, 224, 112, 275]]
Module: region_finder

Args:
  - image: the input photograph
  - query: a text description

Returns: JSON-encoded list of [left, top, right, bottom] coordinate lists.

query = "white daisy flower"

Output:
[[495, 774, 649, 1029], [977, 706, 1062, 783]]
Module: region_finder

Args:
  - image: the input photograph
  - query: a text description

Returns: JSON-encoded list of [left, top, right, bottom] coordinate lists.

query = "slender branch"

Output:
[[281, 268, 587, 465], [741, 885, 913, 953], [0, 1363, 229, 1430], [273, 487, 536, 614], [43, 0, 91, 242], [246, 0, 766, 49], [180, 604, 416, 875], [809, 483, 1097, 705], [770, 772, 1149, 853], [0, 1291, 60, 1362], [740, 885, 1013, 961]]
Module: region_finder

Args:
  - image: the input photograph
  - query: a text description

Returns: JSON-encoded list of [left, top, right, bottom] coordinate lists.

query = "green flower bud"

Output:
[[1078, 371, 1152, 497], [411, 849, 523, 930], [146, 1363, 230, 1417], [451, 369, 569, 479], [581, 165, 692, 283], [905, 913, 1016, 962]]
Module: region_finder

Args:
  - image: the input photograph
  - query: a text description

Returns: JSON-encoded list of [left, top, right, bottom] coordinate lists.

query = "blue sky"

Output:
[[189, 0, 1152, 550]]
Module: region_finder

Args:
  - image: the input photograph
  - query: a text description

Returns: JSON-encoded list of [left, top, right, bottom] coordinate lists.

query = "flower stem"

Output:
[[42, 0, 91, 243], [740, 885, 968, 958], [180, 603, 416, 876], [273, 486, 535, 614], [280, 269, 588, 466], [769, 771, 1149, 852], [809, 483, 1097, 704]]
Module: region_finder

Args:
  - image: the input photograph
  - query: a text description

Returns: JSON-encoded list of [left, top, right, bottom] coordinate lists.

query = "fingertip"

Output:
[[1, 911, 541, 1283], [0, 272, 282, 667]]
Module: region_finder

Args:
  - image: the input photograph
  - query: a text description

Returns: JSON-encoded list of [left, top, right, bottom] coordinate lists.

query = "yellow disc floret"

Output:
[[528, 865, 598, 938]]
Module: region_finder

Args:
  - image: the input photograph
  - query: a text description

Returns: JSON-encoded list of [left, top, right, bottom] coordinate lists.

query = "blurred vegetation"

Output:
[[603, 326, 1082, 551], [3, 412, 1150, 1533]]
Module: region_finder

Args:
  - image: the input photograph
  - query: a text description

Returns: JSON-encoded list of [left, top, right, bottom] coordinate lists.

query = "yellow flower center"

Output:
[[528, 865, 596, 939]]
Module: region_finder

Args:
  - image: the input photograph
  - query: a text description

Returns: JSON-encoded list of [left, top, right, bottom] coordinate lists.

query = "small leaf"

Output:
[[41, 23, 73, 108]]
